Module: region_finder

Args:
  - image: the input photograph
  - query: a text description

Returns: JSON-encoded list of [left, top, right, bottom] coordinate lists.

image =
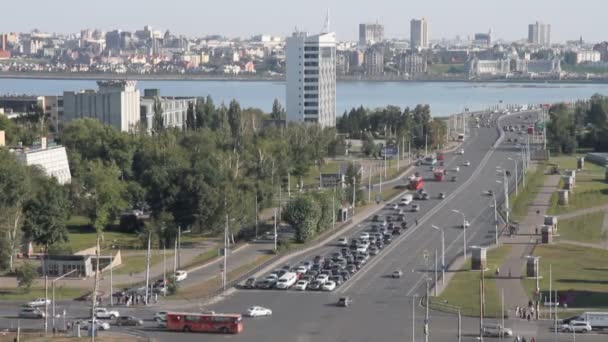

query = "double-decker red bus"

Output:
[[165, 312, 243, 334]]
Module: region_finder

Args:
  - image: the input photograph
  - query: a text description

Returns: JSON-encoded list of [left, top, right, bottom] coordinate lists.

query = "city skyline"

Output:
[[3, 0, 607, 43]]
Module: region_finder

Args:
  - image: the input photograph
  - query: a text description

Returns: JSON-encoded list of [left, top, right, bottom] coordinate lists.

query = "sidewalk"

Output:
[[555, 204, 608, 220], [495, 171, 561, 313]]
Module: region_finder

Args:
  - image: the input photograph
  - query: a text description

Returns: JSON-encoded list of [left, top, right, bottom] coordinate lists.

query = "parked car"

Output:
[[19, 307, 45, 319], [244, 306, 273, 317], [244, 277, 256, 289], [115, 316, 143, 326], [294, 280, 308, 291], [308, 280, 322, 290], [322, 281, 337, 291], [337, 237, 348, 246], [27, 298, 51, 307], [337, 297, 352, 307], [94, 308, 120, 319], [174, 270, 188, 282], [411, 204, 420, 212]]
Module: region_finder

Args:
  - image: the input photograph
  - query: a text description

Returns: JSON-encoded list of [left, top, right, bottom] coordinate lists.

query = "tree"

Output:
[[270, 99, 285, 121], [361, 132, 377, 157], [152, 98, 165, 134], [16, 262, 37, 292], [186, 101, 196, 131], [547, 104, 577, 154], [227, 100, 243, 151], [194, 97, 206, 129], [282, 195, 321, 243], [22, 177, 71, 249]]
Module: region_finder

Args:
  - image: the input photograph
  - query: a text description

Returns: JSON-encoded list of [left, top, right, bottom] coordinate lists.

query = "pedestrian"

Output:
[[535, 226, 538, 235], [515, 306, 520, 317], [415, 219, 418, 226], [527, 313, 531, 321]]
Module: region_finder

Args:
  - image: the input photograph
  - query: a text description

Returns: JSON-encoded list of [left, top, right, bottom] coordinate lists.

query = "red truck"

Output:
[[434, 169, 445, 181], [408, 176, 424, 190], [527, 126, 534, 135], [436, 152, 445, 161]]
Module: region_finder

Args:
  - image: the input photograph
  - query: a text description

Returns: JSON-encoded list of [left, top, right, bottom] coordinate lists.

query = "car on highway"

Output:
[[463, 161, 471, 166], [294, 280, 308, 291], [337, 297, 352, 307], [244, 306, 273, 317], [115, 316, 143, 326], [94, 308, 120, 319], [18, 307, 45, 319], [157, 318, 167, 328], [482, 324, 513, 337], [438, 192, 446, 199], [244, 277, 256, 289], [485, 190, 494, 196], [392, 270, 403, 278], [458, 149, 465, 155], [27, 298, 51, 307], [322, 280, 336, 291], [411, 204, 420, 212], [174, 270, 188, 282], [337, 237, 348, 246], [462, 220, 470, 228], [82, 319, 111, 331], [561, 321, 592, 333], [153, 311, 167, 322], [453, 166, 460, 172]]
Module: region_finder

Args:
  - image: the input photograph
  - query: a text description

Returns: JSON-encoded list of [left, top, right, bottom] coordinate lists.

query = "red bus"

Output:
[[165, 312, 243, 334]]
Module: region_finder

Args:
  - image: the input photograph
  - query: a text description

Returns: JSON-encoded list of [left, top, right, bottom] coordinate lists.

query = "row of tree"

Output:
[[547, 94, 608, 153]]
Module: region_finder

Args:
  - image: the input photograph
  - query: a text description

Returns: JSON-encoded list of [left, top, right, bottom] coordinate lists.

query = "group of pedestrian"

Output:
[[514, 303, 536, 321]]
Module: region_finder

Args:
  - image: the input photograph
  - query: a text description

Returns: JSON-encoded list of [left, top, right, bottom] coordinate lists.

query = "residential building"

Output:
[[364, 47, 384, 76], [63, 80, 141, 132], [350, 50, 364, 67], [359, 23, 384, 46], [398, 53, 427, 75], [516, 59, 561, 74], [105, 30, 121, 50], [410, 18, 429, 50], [286, 30, 336, 128], [575, 50, 601, 64], [336, 51, 350, 75], [13, 137, 72, 185], [0, 33, 10, 59], [466, 58, 510, 76], [140, 89, 196, 134], [528, 22, 551, 46]]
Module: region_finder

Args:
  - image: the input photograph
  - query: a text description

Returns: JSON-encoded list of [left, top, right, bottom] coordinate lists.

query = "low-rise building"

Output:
[[140, 89, 196, 134], [466, 58, 510, 76], [575, 50, 601, 64], [516, 59, 561, 74], [13, 137, 72, 185]]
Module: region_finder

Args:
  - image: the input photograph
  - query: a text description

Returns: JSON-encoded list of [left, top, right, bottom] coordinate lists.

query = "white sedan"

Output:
[[174, 270, 188, 282], [244, 306, 272, 317], [27, 298, 51, 307], [322, 281, 336, 291], [463, 161, 471, 166], [316, 274, 330, 284], [294, 280, 308, 291], [82, 320, 111, 331]]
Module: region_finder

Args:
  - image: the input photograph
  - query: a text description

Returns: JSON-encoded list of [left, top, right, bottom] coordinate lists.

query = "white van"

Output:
[[276, 272, 298, 289], [401, 194, 413, 206]]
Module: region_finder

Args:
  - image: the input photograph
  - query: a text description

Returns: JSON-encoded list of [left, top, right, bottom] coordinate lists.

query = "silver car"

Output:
[[19, 307, 45, 319]]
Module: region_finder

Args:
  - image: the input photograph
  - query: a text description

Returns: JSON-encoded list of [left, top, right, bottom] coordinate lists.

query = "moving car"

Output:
[[337, 297, 352, 307], [411, 204, 420, 212], [94, 307, 120, 319], [19, 307, 45, 319], [244, 306, 273, 317], [463, 161, 471, 166], [115, 316, 143, 326], [27, 298, 51, 307], [322, 281, 337, 291], [462, 220, 470, 228], [561, 321, 592, 333], [174, 270, 188, 282], [82, 319, 111, 331], [438, 192, 446, 199], [392, 270, 403, 278], [294, 280, 308, 291], [458, 149, 465, 155], [153, 311, 168, 322], [482, 324, 513, 337]]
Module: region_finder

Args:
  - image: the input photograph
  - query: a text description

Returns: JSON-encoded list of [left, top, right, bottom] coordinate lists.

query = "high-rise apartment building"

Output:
[[359, 23, 384, 46], [286, 30, 336, 128], [63, 80, 141, 132], [528, 22, 551, 46], [410, 18, 429, 50]]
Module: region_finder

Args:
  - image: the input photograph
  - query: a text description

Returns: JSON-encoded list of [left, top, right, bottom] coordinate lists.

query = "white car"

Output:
[[337, 237, 348, 246], [94, 308, 120, 319], [174, 270, 188, 282], [244, 306, 272, 317], [392, 204, 399, 210], [316, 274, 330, 284], [27, 298, 51, 307], [463, 161, 471, 166], [356, 245, 368, 253], [322, 281, 336, 291], [82, 319, 111, 331], [295, 266, 308, 274], [411, 204, 420, 212], [462, 220, 470, 228], [561, 321, 592, 333], [453, 166, 460, 172], [153, 311, 167, 322], [294, 280, 308, 291], [458, 149, 465, 155], [359, 232, 370, 240]]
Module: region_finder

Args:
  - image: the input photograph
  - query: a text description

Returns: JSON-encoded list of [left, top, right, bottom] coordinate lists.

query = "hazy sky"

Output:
[[4, 0, 607, 42]]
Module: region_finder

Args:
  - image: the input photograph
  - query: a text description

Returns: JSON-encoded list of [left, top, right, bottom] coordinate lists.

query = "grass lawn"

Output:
[[558, 212, 606, 243], [0, 287, 86, 301], [66, 215, 141, 252], [433, 245, 512, 317], [509, 163, 547, 221], [429, 63, 466, 74], [547, 155, 608, 215], [112, 251, 175, 276], [300, 160, 343, 186], [522, 243, 608, 308]]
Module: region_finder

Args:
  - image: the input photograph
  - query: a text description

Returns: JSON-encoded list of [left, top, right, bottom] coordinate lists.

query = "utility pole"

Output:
[[425, 280, 430, 342], [434, 248, 438, 296], [173, 238, 177, 278], [273, 208, 278, 252], [144, 230, 151, 305], [549, 264, 552, 320], [255, 195, 258, 239], [492, 194, 498, 245], [425, 133, 428, 157], [332, 189, 336, 229], [177, 226, 181, 269], [288, 172, 291, 198], [458, 308, 462, 342], [397, 143, 400, 171], [412, 295, 416, 342], [384, 150, 387, 178], [223, 214, 228, 292], [44, 273, 48, 335], [352, 176, 356, 215], [408, 140, 411, 165], [109, 255, 113, 306], [501, 288, 505, 341], [368, 167, 371, 203], [163, 245, 167, 297], [479, 273, 484, 342], [504, 170, 510, 224]]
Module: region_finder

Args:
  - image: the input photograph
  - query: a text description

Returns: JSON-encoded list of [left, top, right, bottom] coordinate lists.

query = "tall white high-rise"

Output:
[[286, 29, 336, 127], [528, 21, 551, 46], [410, 18, 429, 50]]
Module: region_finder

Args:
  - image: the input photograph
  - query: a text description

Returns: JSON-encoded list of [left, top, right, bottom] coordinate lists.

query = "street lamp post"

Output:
[[431, 225, 445, 284], [508, 157, 518, 196], [52, 269, 78, 332], [490, 192, 498, 245], [451, 210, 467, 259]]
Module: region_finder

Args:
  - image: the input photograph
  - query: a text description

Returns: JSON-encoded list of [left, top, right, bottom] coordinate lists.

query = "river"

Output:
[[1, 78, 607, 116]]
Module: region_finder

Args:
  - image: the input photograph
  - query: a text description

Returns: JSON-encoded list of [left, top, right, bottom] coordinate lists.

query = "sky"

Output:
[[3, 0, 607, 43]]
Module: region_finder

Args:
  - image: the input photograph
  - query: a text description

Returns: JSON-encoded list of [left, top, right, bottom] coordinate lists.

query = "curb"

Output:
[[184, 243, 249, 274]]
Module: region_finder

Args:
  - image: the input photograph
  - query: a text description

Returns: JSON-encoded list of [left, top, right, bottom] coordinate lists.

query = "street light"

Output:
[[486, 190, 499, 245], [507, 157, 518, 196], [431, 225, 445, 284], [52, 269, 78, 332], [451, 209, 467, 259]]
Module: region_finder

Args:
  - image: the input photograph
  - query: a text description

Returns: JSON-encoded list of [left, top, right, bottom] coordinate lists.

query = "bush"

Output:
[[16, 262, 37, 292], [275, 239, 292, 254], [47, 242, 73, 255]]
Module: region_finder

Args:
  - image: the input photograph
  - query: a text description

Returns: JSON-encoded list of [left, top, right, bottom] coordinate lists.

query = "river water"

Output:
[[1, 78, 607, 116]]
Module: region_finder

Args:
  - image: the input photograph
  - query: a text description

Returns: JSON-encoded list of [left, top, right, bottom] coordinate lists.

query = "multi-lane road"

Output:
[[2, 111, 605, 341]]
